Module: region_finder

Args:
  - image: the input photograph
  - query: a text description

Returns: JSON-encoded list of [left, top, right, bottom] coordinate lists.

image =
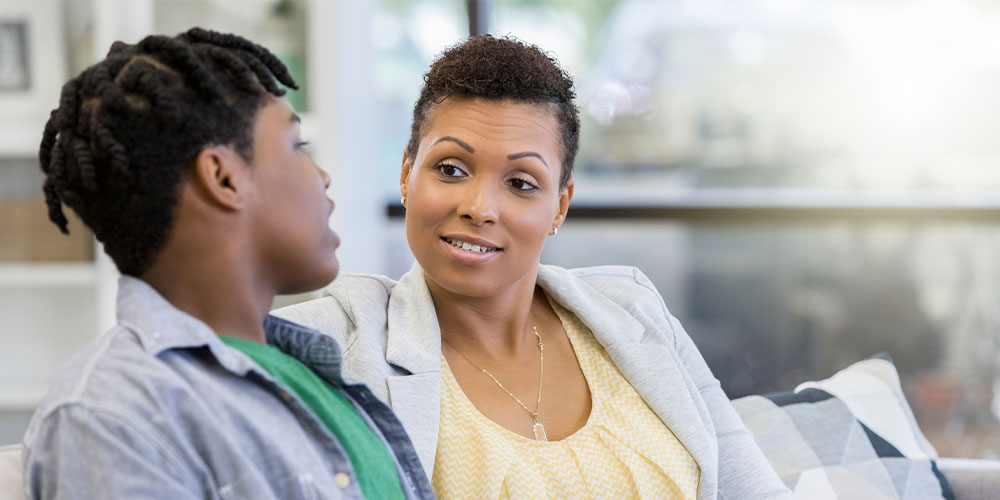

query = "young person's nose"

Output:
[[315, 163, 331, 189]]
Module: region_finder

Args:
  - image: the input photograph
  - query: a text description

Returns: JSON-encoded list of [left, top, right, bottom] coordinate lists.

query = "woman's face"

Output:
[[401, 98, 573, 298]]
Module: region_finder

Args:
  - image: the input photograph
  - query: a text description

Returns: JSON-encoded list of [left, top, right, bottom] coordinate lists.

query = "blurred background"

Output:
[[2, 0, 999, 458]]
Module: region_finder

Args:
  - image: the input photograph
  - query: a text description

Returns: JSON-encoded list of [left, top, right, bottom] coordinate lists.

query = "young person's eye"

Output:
[[295, 141, 311, 151], [436, 162, 466, 178], [509, 176, 539, 192]]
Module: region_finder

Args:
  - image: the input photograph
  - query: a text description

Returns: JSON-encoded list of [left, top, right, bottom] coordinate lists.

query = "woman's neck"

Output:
[[427, 272, 544, 358]]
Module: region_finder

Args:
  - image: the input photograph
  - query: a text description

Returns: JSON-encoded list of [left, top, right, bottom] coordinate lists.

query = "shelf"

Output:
[[0, 122, 46, 158], [0, 263, 98, 288], [567, 186, 1000, 210], [0, 384, 47, 410]]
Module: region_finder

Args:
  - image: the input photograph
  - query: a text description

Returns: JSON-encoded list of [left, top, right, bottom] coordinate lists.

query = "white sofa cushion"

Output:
[[733, 354, 954, 499], [0, 445, 23, 500]]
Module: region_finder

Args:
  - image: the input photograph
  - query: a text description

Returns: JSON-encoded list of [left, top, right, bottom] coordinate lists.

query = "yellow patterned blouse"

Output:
[[432, 300, 701, 499]]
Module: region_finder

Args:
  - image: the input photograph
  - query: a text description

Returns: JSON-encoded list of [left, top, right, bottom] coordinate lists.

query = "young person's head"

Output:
[[40, 28, 339, 293], [400, 35, 579, 298]]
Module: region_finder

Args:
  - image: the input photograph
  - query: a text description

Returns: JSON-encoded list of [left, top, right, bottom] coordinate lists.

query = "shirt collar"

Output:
[[116, 275, 221, 355], [115, 275, 345, 382]]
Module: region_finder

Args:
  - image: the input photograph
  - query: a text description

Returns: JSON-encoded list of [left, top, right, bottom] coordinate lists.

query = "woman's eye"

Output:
[[295, 141, 310, 151], [510, 177, 538, 191], [437, 163, 465, 177]]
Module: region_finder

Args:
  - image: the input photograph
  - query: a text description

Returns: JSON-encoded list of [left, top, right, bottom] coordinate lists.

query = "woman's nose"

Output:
[[458, 180, 497, 226]]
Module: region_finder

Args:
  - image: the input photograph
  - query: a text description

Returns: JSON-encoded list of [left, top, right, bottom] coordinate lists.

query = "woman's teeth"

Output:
[[445, 238, 499, 254]]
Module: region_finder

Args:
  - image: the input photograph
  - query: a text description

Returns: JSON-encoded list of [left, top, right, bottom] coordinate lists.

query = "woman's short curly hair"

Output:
[[39, 28, 296, 276], [406, 35, 579, 188]]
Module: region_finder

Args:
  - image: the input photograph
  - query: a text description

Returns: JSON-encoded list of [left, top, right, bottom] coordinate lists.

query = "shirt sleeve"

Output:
[[634, 268, 795, 500], [24, 403, 202, 500]]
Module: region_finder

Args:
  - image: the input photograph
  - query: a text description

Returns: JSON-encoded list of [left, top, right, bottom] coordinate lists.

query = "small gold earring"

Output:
[[400, 195, 406, 205], [550, 226, 559, 236]]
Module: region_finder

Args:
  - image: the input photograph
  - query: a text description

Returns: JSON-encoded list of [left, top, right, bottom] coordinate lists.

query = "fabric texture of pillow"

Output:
[[732, 353, 955, 500]]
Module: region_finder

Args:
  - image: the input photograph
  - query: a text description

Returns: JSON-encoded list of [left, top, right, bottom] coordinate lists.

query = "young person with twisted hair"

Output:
[[277, 35, 793, 499], [23, 28, 432, 500]]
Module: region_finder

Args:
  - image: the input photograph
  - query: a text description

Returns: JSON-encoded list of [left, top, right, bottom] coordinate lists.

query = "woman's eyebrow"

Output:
[[508, 151, 548, 169], [433, 136, 475, 153]]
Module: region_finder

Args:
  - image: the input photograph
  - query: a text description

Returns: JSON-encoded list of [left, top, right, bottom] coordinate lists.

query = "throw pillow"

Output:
[[732, 353, 954, 500]]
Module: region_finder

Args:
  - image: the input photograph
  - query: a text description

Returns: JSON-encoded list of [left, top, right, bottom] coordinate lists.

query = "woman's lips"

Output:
[[439, 236, 502, 265]]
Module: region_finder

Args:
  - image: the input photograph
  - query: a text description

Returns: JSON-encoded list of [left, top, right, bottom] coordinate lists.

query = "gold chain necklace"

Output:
[[442, 324, 547, 441]]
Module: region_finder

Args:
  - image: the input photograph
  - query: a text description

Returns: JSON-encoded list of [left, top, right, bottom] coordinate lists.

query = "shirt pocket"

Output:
[[219, 471, 322, 500]]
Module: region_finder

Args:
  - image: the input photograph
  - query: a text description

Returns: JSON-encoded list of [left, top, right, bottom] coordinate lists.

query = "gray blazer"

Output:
[[275, 264, 793, 500]]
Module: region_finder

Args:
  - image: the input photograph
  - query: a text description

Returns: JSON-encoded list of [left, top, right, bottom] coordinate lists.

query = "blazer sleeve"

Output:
[[634, 269, 794, 500], [272, 296, 353, 348]]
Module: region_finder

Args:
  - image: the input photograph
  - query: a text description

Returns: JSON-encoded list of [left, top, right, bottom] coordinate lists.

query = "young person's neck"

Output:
[[141, 242, 273, 344], [428, 270, 543, 358]]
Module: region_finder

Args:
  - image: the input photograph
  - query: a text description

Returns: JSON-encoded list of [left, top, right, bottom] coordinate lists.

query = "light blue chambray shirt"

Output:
[[21, 276, 434, 500]]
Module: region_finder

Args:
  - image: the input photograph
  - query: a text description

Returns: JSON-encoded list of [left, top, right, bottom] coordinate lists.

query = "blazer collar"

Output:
[[535, 265, 647, 346], [385, 263, 442, 374], [383, 263, 648, 374]]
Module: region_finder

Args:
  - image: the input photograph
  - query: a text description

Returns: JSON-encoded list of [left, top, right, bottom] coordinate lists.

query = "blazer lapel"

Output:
[[537, 265, 717, 485], [387, 373, 440, 478], [384, 264, 443, 477]]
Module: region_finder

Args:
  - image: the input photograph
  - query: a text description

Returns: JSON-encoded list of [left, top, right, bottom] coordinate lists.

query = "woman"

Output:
[[278, 35, 791, 499]]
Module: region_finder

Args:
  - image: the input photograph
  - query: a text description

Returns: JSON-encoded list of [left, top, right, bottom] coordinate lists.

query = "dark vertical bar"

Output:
[[466, 0, 491, 36]]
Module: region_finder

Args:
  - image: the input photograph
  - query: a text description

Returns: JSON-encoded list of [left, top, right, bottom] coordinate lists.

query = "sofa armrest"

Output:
[[938, 458, 1000, 500], [0, 445, 23, 500]]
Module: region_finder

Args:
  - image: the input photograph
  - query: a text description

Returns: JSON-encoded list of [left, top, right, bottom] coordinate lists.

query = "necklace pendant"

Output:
[[532, 418, 548, 442]]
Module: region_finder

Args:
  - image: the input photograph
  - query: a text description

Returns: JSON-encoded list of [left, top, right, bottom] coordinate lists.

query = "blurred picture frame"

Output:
[[0, 21, 30, 92], [0, 2, 64, 155]]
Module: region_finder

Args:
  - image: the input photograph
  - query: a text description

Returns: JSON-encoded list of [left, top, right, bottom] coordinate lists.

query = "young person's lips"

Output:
[[323, 199, 340, 248], [439, 234, 503, 265]]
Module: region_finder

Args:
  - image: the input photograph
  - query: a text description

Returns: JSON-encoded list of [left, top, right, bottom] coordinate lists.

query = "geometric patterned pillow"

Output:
[[733, 353, 955, 500]]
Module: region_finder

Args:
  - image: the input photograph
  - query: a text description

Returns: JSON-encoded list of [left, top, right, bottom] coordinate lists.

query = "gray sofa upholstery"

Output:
[[938, 458, 1000, 500], [0, 446, 22, 500], [2, 443, 998, 499]]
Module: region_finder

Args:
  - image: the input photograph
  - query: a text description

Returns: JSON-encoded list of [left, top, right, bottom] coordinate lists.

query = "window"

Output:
[[381, 0, 1000, 458]]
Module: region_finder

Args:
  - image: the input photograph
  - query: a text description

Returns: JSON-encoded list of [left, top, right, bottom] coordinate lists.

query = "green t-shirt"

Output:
[[219, 335, 405, 500]]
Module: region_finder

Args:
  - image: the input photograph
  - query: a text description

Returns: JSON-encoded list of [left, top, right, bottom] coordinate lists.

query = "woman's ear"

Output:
[[553, 176, 574, 229], [400, 148, 413, 203], [190, 146, 248, 211]]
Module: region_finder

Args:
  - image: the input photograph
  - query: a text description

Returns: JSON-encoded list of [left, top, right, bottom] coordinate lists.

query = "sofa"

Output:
[[1, 443, 998, 499], [3, 356, 999, 499]]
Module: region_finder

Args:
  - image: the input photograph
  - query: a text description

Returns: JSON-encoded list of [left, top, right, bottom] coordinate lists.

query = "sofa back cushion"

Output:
[[733, 354, 954, 499], [0, 445, 23, 500]]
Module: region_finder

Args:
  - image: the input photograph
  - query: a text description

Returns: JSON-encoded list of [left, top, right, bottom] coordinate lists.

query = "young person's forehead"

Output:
[[254, 97, 299, 129]]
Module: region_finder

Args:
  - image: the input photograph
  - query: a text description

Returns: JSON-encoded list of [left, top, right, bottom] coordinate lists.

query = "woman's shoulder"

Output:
[[323, 272, 398, 303], [541, 264, 677, 339], [543, 264, 666, 304], [272, 272, 397, 345]]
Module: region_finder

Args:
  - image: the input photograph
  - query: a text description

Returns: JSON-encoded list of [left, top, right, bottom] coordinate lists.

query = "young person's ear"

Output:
[[190, 146, 248, 211]]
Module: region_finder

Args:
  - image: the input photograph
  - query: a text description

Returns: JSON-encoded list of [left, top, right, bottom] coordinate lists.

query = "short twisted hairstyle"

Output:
[[39, 28, 296, 276], [406, 35, 579, 188]]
